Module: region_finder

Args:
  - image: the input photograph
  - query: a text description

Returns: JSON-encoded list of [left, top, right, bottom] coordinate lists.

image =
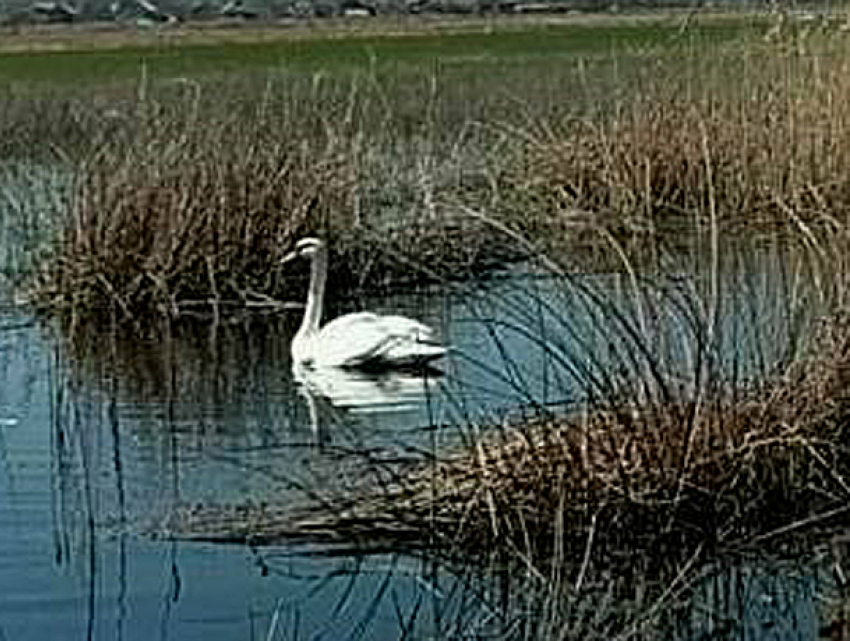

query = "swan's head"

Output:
[[281, 237, 326, 265]]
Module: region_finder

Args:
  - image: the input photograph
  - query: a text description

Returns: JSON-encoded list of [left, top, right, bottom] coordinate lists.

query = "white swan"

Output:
[[282, 237, 446, 370]]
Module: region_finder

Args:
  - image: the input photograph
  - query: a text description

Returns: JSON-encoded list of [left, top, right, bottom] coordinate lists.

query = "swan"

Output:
[[282, 237, 446, 370]]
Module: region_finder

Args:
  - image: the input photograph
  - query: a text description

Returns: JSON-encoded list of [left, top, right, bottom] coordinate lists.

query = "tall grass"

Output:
[[21, 72, 527, 326], [507, 34, 850, 273], [0, 17, 764, 327]]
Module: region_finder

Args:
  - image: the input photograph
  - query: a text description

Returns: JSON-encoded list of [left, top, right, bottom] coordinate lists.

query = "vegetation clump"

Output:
[[506, 41, 850, 269], [23, 80, 521, 326], [31, 121, 355, 321]]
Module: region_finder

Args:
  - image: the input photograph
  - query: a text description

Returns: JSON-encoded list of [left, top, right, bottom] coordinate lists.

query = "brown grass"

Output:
[[408, 314, 850, 555], [30, 24, 850, 324], [24, 75, 523, 327], [506, 38, 850, 268], [29, 120, 354, 324]]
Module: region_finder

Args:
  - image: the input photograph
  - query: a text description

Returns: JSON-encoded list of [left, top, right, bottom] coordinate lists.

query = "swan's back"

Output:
[[305, 311, 446, 369]]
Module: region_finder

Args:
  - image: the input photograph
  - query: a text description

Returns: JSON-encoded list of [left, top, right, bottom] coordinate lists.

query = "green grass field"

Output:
[[0, 16, 759, 84]]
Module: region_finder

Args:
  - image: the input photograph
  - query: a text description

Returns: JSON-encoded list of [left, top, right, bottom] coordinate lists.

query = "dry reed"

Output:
[[507, 37, 850, 270], [22, 75, 523, 327]]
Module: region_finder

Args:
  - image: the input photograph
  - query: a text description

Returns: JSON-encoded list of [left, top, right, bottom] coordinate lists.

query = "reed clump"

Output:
[[406, 348, 848, 557], [30, 122, 356, 322], [508, 41, 850, 262], [24, 76, 522, 325]]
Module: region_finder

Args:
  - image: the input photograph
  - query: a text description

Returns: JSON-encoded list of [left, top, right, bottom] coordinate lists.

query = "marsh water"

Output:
[[0, 237, 839, 638]]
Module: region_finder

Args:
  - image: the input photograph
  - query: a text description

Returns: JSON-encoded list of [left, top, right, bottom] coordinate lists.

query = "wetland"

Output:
[[2, 11, 850, 640]]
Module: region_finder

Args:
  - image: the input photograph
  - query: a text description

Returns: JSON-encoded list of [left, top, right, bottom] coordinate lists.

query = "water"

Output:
[[0, 299, 494, 640], [4, 274, 591, 640], [0, 243, 839, 639]]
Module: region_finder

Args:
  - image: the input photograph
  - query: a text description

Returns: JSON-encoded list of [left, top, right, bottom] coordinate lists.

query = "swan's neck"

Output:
[[299, 247, 327, 339]]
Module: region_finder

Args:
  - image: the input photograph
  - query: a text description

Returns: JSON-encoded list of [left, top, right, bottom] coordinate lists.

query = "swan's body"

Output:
[[283, 238, 446, 370]]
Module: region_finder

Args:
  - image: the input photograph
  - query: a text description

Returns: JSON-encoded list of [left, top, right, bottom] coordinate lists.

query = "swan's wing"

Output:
[[375, 316, 446, 366], [379, 315, 438, 343], [312, 312, 396, 367], [314, 312, 444, 368]]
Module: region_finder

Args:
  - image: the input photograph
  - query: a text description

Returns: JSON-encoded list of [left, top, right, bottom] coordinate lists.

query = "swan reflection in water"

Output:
[[293, 362, 442, 443]]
